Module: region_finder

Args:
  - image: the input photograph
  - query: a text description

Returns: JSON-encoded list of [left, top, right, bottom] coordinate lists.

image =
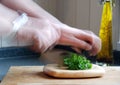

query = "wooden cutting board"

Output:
[[43, 64, 105, 78], [1, 66, 120, 85]]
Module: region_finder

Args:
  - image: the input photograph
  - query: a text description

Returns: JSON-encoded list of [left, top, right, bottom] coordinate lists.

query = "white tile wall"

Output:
[[56, 0, 90, 30], [90, 0, 102, 35], [113, 0, 120, 50], [56, 0, 101, 31], [76, 0, 90, 29]]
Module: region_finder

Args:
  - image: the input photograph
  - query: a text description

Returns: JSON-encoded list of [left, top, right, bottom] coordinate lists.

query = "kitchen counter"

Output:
[[1, 66, 120, 85], [0, 47, 43, 80], [0, 46, 120, 83]]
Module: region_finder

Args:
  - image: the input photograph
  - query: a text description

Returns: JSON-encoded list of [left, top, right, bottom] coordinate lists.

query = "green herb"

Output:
[[64, 53, 92, 70]]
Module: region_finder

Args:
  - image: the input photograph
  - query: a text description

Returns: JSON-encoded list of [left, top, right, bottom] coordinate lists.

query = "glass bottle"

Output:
[[97, 0, 113, 64]]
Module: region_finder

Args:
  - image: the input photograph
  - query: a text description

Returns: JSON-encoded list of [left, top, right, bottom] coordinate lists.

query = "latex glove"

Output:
[[17, 17, 61, 53], [18, 17, 101, 55], [84, 30, 101, 56], [57, 24, 101, 56]]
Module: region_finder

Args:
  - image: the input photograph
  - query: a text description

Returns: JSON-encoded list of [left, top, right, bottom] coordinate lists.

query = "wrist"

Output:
[[0, 13, 20, 36], [17, 17, 35, 43], [12, 13, 28, 35]]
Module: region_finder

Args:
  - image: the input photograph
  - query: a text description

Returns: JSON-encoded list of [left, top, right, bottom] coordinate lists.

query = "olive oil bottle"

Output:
[[97, 0, 113, 63]]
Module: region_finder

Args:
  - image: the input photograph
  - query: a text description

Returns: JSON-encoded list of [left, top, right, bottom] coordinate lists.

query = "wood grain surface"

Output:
[[1, 66, 120, 85], [43, 64, 105, 78]]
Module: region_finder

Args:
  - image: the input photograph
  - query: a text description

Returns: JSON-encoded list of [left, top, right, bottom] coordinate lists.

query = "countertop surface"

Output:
[[0, 47, 42, 80], [1, 66, 120, 85], [0, 46, 120, 84]]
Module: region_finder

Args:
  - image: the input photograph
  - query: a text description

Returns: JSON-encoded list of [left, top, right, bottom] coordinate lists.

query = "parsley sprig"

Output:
[[64, 53, 92, 70]]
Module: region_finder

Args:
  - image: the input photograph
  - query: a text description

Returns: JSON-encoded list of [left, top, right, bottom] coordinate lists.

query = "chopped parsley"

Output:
[[64, 53, 92, 70]]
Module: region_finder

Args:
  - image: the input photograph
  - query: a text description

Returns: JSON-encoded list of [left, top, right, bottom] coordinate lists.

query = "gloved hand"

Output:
[[17, 17, 61, 53], [57, 24, 101, 56], [18, 17, 101, 55]]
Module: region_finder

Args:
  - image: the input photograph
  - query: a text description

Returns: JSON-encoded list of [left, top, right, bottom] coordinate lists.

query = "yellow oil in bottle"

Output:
[[97, 1, 113, 63]]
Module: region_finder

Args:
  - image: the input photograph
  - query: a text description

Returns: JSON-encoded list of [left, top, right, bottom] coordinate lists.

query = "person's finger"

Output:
[[31, 37, 41, 53], [75, 30, 93, 45], [81, 30, 101, 56], [71, 47, 81, 53], [59, 35, 92, 51], [90, 36, 101, 56]]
